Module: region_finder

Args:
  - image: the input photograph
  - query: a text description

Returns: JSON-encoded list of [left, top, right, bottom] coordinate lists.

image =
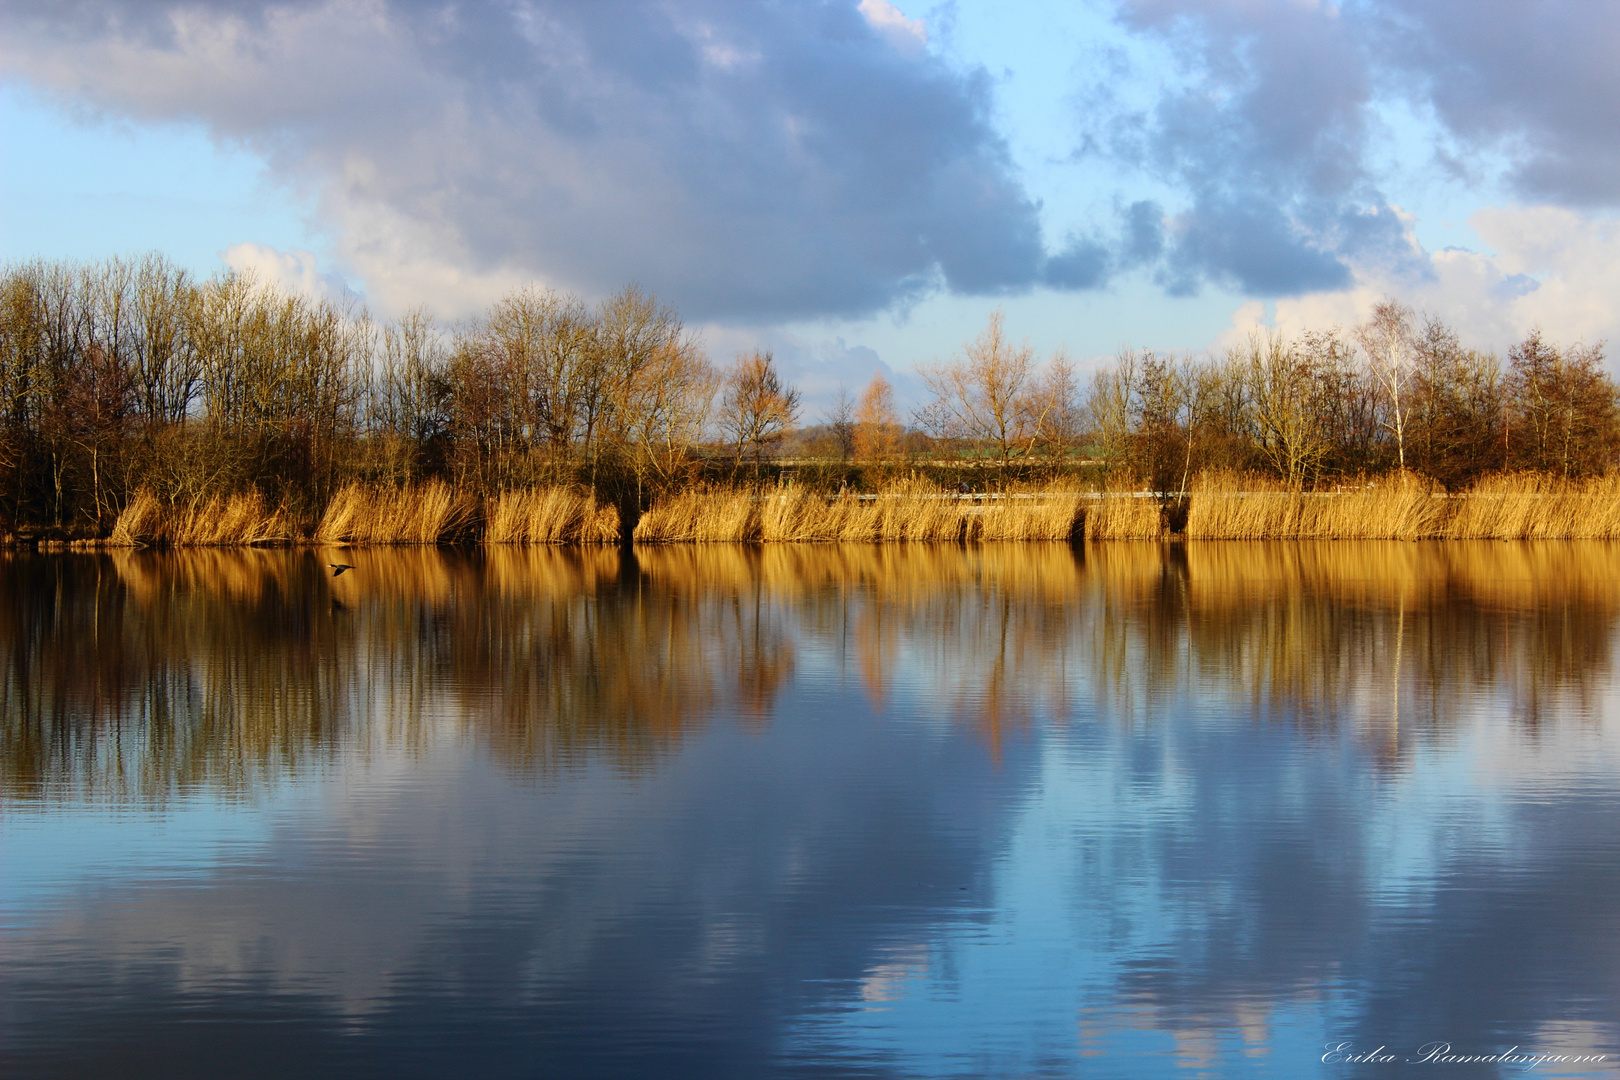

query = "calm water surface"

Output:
[[3, 542, 1620, 1078]]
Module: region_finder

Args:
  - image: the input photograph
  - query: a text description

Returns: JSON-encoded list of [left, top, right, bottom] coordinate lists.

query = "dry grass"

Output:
[[1083, 490, 1168, 541], [110, 488, 299, 547], [633, 486, 761, 542], [1445, 473, 1620, 539], [484, 488, 620, 544], [314, 481, 478, 544], [1185, 470, 1445, 539], [635, 479, 1084, 543], [1186, 470, 1620, 540], [105, 472, 1620, 548], [864, 479, 969, 541], [974, 487, 1084, 542]]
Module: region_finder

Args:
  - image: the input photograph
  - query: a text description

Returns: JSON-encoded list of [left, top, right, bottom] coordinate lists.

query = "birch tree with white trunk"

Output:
[[1358, 298, 1416, 472]]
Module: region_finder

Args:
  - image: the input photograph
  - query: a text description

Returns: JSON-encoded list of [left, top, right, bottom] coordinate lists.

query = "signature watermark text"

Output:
[[1324, 1042, 1610, 1069]]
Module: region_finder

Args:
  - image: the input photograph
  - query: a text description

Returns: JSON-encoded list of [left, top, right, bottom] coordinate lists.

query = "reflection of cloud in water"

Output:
[[2, 690, 1029, 1077], [4, 542, 1620, 1075]]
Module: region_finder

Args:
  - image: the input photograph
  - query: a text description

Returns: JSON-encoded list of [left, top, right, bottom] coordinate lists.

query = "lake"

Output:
[[2, 542, 1619, 1078]]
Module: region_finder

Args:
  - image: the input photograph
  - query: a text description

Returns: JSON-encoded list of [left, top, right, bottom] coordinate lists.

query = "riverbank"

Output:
[[27, 471, 1620, 549]]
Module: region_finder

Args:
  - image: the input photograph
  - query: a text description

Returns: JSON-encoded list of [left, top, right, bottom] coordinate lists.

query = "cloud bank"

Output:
[[1, 0, 1086, 319], [4, 0, 1620, 330], [1108, 0, 1620, 302]]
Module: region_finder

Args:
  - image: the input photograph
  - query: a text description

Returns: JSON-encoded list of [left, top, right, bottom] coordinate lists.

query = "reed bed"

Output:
[[1186, 470, 1620, 540], [975, 488, 1084, 542], [314, 481, 478, 545], [635, 479, 1084, 543], [633, 486, 761, 542], [756, 484, 866, 541], [484, 488, 620, 544], [1445, 473, 1620, 539], [110, 488, 299, 547], [1185, 470, 1445, 540], [101, 472, 1620, 548], [1083, 492, 1168, 541]]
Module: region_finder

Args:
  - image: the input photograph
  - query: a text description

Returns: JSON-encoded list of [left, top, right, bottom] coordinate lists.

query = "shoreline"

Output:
[[25, 469, 1620, 548]]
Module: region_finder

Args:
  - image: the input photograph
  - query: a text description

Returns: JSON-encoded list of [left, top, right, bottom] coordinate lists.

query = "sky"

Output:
[[3, 0, 1619, 412]]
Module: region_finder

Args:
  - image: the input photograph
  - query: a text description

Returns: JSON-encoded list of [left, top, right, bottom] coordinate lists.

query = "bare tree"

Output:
[[719, 350, 800, 473], [1186, 353, 1257, 473], [823, 385, 856, 461], [1241, 330, 1332, 486], [1027, 350, 1084, 466], [853, 373, 901, 465], [1357, 298, 1415, 471], [372, 307, 449, 483], [1083, 348, 1191, 489], [594, 286, 717, 499], [1086, 349, 1138, 470], [132, 253, 202, 427], [625, 337, 718, 497], [917, 310, 1040, 471], [1506, 329, 1620, 477], [1134, 352, 1190, 492]]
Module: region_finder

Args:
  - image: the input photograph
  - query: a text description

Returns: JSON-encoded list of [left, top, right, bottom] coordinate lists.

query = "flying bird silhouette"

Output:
[[329, 563, 355, 577]]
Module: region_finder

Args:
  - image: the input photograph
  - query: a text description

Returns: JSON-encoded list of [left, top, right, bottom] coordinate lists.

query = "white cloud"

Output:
[[858, 0, 927, 55], [1217, 205, 1620, 358], [220, 242, 350, 303], [1, 0, 1040, 322]]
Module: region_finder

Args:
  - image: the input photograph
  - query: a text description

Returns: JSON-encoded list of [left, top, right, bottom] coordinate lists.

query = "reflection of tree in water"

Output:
[[6, 539, 1620, 799], [639, 544, 1091, 756], [0, 547, 797, 799], [0, 550, 365, 800], [1058, 543, 1620, 1067], [717, 540, 1620, 759], [1176, 541, 1620, 746]]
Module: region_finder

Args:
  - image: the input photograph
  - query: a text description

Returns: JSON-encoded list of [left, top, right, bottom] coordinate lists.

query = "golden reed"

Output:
[[483, 488, 620, 545], [111, 483, 621, 546], [105, 471, 1620, 547], [110, 488, 299, 546], [632, 479, 1092, 543], [1185, 470, 1620, 540], [315, 481, 478, 544]]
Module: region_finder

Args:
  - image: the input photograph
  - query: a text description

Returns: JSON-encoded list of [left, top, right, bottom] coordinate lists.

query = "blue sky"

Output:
[[3, 0, 1618, 410]]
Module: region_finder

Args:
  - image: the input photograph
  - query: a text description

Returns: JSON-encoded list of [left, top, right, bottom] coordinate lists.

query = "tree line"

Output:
[[0, 255, 730, 535], [848, 302, 1619, 494], [1, 254, 1616, 538]]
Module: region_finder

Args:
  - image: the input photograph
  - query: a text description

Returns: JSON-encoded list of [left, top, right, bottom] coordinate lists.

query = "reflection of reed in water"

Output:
[[2, 552, 371, 800], [0, 548, 796, 800], [638, 544, 1092, 753], [6, 541, 1616, 799], [1115, 541, 1620, 740], [635, 542, 1090, 604], [457, 549, 793, 762], [639, 540, 1620, 754]]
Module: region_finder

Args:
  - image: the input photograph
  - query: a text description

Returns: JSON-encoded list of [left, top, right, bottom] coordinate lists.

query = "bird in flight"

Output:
[[329, 563, 356, 577]]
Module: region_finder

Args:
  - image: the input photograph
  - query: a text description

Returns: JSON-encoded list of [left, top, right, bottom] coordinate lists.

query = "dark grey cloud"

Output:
[[1102, 0, 1620, 298], [1111, 0, 1405, 297], [10, 0, 1617, 315], [0, 0, 1120, 320], [1042, 236, 1110, 290], [1374, 0, 1620, 207]]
